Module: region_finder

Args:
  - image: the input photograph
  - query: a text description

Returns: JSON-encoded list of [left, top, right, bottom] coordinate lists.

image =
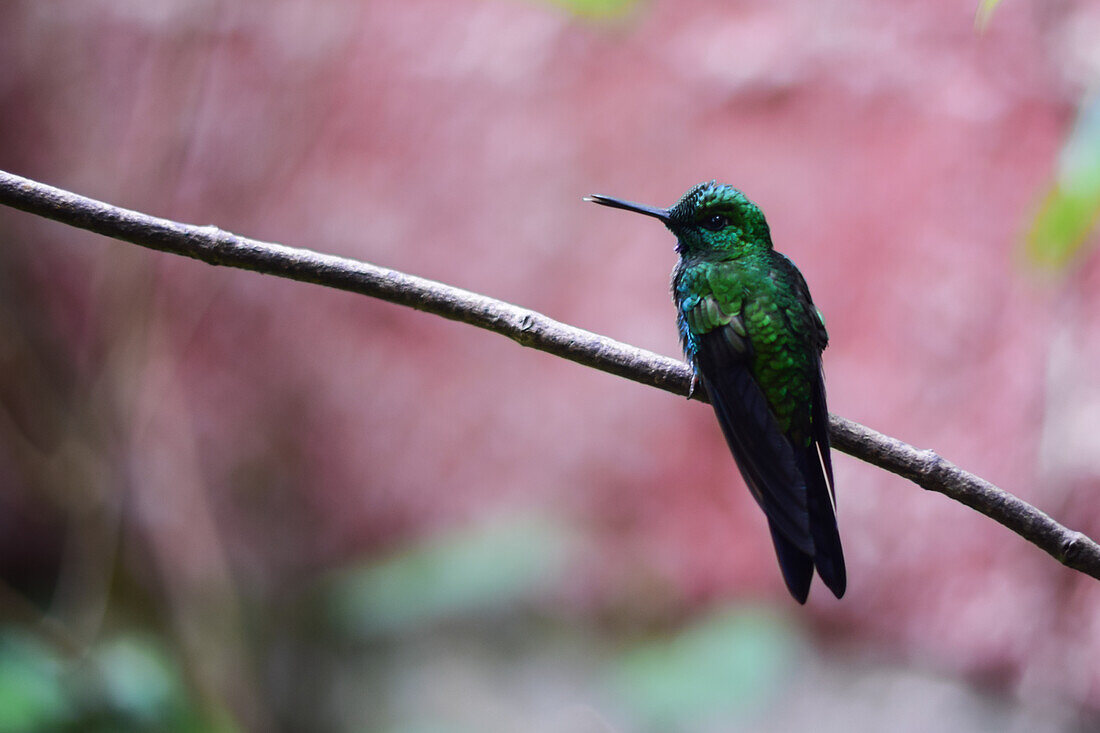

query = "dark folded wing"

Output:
[[695, 328, 813, 557]]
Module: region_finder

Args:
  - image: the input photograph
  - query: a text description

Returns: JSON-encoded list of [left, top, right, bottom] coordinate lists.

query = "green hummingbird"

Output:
[[586, 181, 845, 602]]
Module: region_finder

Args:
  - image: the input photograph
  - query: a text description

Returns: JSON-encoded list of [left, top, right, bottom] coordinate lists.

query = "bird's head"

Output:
[[586, 181, 772, 259]]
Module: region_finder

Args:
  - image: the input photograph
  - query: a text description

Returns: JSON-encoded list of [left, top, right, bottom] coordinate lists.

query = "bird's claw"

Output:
[[687, 373, 700, 400]]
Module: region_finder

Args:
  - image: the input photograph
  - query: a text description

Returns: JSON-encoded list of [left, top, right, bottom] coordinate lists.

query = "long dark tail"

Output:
[[766, 445, 845, 603], [796, 444, 845, 599], [767, 519, 814, 602]]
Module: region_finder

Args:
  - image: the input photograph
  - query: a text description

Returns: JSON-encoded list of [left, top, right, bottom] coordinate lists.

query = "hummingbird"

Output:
[[586, 181, 845, 602]]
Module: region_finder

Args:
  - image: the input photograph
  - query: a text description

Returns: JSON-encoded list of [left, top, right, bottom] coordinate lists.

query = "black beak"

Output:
[[584, 194, 670, 223]]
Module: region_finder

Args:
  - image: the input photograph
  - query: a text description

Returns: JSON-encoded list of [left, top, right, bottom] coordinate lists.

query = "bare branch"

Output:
[[2, 169, 1098, 581]]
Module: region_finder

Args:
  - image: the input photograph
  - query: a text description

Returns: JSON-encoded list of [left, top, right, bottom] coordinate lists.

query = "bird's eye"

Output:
[[701, 214, 730, 231]]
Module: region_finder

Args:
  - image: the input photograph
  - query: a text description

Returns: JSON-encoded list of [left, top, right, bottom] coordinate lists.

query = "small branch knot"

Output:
[[1062, 531, 1087, 564], [914, 448, 941, 484]]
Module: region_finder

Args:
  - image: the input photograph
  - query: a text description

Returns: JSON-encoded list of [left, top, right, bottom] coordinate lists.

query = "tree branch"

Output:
[[2, 169, 1097, 581]]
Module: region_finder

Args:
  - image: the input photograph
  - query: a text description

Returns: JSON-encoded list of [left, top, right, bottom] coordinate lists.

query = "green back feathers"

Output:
[[676, 258, 816, 437]]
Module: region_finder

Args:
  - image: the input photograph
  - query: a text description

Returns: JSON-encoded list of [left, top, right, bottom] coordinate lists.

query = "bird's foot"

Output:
[[687, 373, 701, 400]]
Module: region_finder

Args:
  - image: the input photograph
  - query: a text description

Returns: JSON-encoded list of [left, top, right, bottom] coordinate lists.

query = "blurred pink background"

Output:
[[2, 0, 1100, 730]]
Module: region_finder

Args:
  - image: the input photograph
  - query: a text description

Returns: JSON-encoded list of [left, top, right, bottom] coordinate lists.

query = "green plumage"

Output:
[[586, 181, 845, 603], [676, 257, 820, 438]]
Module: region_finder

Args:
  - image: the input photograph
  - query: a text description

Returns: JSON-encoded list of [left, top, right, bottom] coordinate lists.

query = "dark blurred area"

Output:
[[2, 0, 1100, 730]]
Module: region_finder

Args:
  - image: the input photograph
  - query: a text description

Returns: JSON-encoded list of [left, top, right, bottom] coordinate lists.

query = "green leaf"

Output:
[[1025, 94, 1100, 272]]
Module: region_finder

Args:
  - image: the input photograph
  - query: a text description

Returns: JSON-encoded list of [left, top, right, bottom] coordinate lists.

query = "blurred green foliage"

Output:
[[975, 0, 1004, 30], [610, 607, 802, 728], [0, 631, 220, 733], [0, 632, 70, 732], [321, 517, 804, 731], [532, 0, 641, 20], [1026, 94, 1100, 271], [326, 515, 572, 637], [94, 636, 184, 728]]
